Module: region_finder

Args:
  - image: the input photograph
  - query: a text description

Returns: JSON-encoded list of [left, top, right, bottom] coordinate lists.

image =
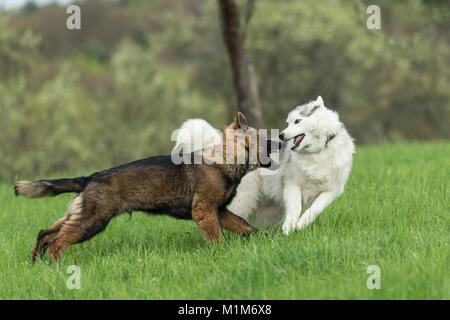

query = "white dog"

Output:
[[174, 96, 355, 234]]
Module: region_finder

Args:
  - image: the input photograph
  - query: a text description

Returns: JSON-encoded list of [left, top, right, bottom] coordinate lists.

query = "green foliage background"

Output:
[[0, 0, 449, 181]]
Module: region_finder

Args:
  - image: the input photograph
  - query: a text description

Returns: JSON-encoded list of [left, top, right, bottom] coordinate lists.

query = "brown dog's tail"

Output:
[[14, 176, 90, 198]]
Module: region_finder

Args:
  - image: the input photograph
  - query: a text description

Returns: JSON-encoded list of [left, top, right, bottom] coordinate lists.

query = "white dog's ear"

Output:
[[301, 102, 320, 117], [298, 96, 325, 116], [316, 96, 324, 106]]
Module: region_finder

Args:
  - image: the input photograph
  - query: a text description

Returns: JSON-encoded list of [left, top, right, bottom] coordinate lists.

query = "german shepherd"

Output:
[[15, 113, 274, 263]]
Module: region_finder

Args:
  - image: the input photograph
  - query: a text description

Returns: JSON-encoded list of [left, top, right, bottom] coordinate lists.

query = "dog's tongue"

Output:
[[294, 135, 304, 145]]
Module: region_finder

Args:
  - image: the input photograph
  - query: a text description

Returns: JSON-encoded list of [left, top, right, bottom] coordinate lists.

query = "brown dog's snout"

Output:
[[266, 140, 272, 155], [258, 138, 281, 169], [266, 139, 282, 154]]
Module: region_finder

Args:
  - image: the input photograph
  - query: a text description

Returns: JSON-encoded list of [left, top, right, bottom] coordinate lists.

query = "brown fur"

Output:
[[17, 112, 271, 263]]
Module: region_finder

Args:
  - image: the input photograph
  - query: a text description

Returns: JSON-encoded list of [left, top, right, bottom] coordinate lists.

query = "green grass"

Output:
[[0, 142, 449, 299]]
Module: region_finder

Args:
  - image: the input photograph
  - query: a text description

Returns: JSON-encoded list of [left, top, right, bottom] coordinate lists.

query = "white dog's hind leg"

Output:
[[227, 170, 262, 225], [296, 191, 336, 231], [282, 180, 302, 235]]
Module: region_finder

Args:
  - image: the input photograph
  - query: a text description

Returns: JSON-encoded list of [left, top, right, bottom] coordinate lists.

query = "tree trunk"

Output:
[[218, 0, 264, 128]]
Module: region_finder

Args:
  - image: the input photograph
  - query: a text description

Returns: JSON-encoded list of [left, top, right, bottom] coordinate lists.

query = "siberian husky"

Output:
[[175, 97, 355, 234]]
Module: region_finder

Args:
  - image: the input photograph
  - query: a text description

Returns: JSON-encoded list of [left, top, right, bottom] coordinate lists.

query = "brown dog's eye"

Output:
[[294, 119, 301, 124]]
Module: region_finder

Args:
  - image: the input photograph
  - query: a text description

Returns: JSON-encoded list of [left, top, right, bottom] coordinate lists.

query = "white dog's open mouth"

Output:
[[291, 134, 305, 150]]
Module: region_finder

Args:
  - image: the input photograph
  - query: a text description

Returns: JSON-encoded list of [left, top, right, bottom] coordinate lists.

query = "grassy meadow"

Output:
[[0, 142, 448, 299]]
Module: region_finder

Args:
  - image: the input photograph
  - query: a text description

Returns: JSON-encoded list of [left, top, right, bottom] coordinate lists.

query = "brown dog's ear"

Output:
[[236, 112, 248, 131], [227, 112, 249, 131]]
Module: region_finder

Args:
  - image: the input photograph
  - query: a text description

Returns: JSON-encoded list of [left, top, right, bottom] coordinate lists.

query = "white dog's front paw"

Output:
[[296, 218, 308, 231], [282, 221, 296, 235]]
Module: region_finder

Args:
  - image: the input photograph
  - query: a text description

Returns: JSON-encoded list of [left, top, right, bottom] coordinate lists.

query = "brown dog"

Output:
[[15, 113, 274, 263]]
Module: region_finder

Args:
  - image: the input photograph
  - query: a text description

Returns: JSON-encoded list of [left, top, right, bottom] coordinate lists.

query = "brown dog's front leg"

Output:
[[191, 194, 221, 242], [219, 208, 257, 236]]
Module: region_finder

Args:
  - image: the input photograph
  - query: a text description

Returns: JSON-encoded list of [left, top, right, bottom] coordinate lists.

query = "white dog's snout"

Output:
[[279, 127, 296, 141]]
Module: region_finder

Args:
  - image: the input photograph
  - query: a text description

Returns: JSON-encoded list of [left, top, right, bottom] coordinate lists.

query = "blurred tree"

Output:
[[22, 1, 38, 14], [218, 0, 263, 128]]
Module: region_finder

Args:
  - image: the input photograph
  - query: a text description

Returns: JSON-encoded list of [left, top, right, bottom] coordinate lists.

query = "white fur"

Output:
[[68, 194, 84, 221], [175, 97, 355, 234], [173, 119, 221, 154]]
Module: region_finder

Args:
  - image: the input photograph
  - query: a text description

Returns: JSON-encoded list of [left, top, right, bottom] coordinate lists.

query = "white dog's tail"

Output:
[[174, 119, 221, 153]]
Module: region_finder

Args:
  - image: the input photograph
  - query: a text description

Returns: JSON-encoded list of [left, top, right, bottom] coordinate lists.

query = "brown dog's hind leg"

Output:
[[46, 211, 112, 263], [219, 208, 257, 236], [31, 215, 68, 262], [45, 192, 116, 263]]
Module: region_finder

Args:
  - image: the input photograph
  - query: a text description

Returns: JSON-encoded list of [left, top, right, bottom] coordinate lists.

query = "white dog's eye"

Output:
[[294, 119, 301, 124]]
